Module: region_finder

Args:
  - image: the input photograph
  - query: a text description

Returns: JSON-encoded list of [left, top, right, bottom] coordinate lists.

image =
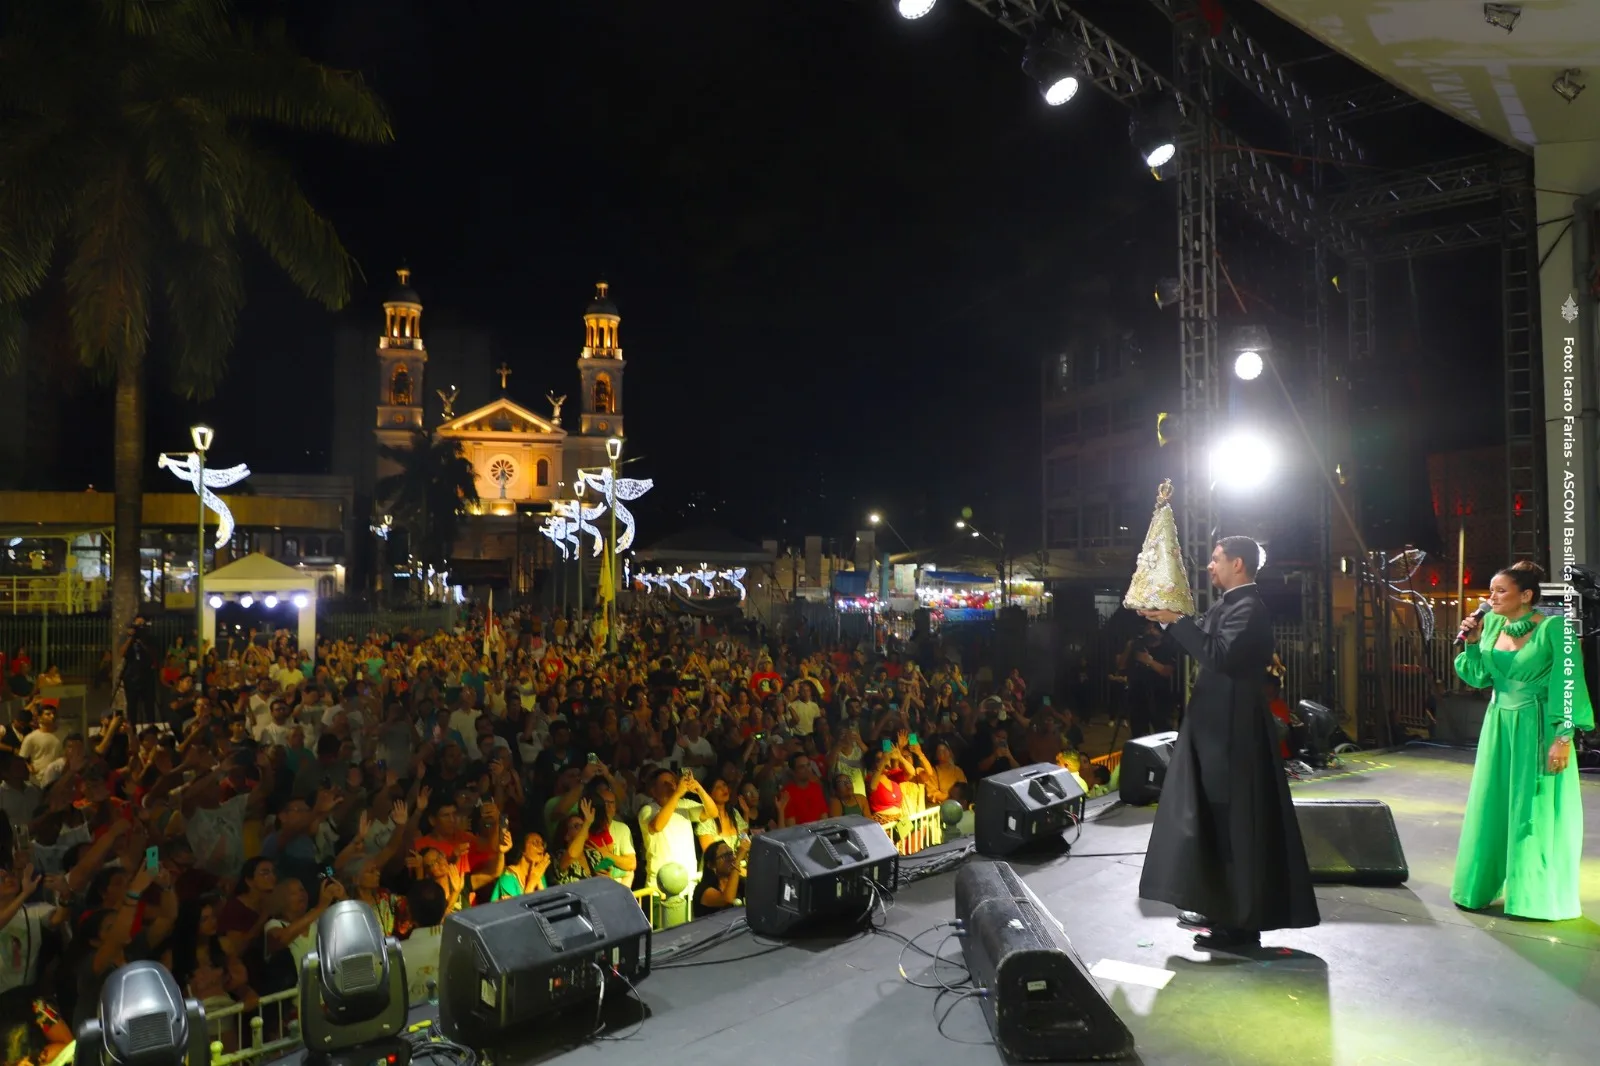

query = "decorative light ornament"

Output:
[[576, 467, 653, 553], [370, 514, 394, 539], [157, 452, 251, 548], [633, 566, 750, 600]]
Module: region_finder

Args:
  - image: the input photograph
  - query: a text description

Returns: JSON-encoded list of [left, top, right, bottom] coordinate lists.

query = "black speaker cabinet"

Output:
[[954, 860, 1135, 1061], [436, 875, 651, 1042], [975, 763, 1086, 857], [1294, 798, 1409, 886], [1119, 730, 1178, 806], [745, 815, 899, 937]]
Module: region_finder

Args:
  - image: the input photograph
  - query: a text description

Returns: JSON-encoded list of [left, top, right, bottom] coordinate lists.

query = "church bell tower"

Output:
[[577, 281, 625, 440], [375, 268, 426, 470]]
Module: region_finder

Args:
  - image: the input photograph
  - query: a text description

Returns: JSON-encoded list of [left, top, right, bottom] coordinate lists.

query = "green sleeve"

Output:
[[1454, 642, 1491, 689], [1546, 615, 1596, 739]]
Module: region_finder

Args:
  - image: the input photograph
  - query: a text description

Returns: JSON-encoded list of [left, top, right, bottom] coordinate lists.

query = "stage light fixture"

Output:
[[1234, 350, 1264, 380], [1483, 3, 1520, 31], [298, 900, 410, 1066], [1231, 324, 1271, 380], [1022, 36, 1082, 107], [1130, 99, 1179, 169], [207, 595, 223, 609], [292, 593, 309, 609], [1153, 277, 1180, 309], [895, 0, 936, 18], [1211, 430, 1278, 491], [76, 960, 208, 1066], [239, 594, 253, 608], [1553, 69, 1586, 103], [263, 594, 279, 609]]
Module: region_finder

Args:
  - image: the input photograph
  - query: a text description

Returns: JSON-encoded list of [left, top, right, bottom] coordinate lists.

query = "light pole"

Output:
[[190, 424, 213, 658], [606, 437, 623, 653], [574, 478, 586, 626], [956, 519, 1008, 606]]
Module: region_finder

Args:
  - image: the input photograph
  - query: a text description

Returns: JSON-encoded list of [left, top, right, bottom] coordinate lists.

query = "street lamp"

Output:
[[190, 424, 212, 658], [574, 478, 586, 624], [866, 512, 911, 551], [606, 437, 623, 652], [955, 518, 1009, 605]]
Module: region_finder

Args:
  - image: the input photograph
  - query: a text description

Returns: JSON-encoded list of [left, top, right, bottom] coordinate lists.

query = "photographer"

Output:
[[117, 616, 159, 727], [1119, 619, 1177, 737]]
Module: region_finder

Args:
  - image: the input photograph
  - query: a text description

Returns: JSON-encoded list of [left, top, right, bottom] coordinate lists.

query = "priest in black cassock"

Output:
[[1137, 536, 1319, 951]]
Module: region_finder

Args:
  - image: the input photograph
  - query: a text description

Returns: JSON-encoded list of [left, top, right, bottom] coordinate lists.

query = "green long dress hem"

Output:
[[1451, 612, 1593, 921]]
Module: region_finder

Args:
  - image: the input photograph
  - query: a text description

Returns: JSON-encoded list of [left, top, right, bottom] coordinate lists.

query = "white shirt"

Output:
[[603, 820, 636, 888], [18, 729, 63, 785], [0, 902, 52, 996], [789, 700, 823, 736], [637, 802, 698, 897]]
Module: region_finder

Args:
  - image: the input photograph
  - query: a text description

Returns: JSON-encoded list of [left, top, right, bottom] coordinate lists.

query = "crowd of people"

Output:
[[0, 602, 1111, 1066]]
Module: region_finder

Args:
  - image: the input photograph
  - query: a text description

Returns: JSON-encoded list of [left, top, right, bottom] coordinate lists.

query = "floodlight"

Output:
[[895, 0, 936, 18], [1234, 351, 1264, 380], [239, 595, 254, 608], [263, 595, 279, 609], [1553, 69, 1585, 103], [207, 596, 223, 609], [1130, 99, 1180, 169], [292, 593, 309, 609], [76, 960, 208, 1066], [298, 901, 411, 1066], [1022, 37, 1082, 107], [1483, 4, 1520, 32], [1210, 431, 1278, 492]]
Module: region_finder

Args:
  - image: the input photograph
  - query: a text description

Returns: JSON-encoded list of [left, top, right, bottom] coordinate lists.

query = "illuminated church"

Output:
[[368, 270, 630, 587]]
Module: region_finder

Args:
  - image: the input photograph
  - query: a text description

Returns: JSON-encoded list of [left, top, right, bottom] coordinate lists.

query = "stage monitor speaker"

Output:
[[954, 860, 1135, 1062], [436, 875, 651, 1042], [975, 763, 1086, 858], [745, 815, 899, 937], [1118, 730, 1178, 806], [1294, 798, 1409, 886]]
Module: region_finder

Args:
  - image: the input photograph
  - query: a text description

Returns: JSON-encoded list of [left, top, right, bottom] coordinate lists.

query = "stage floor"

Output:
[[497, 748, 1600, 1066]]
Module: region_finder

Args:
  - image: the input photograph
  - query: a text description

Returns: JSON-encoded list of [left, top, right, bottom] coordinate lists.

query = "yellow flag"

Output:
[[596, 547, 615, 605]]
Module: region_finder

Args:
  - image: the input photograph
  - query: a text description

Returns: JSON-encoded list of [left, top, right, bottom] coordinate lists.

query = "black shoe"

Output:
[[1177, 911, 1209, 929], [1194, 928, 1260, 952]]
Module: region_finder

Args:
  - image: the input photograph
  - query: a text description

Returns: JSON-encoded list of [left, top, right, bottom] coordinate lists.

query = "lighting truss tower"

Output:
[[1501, 152, 1544, 563], [1174, 19, 1219, 618]]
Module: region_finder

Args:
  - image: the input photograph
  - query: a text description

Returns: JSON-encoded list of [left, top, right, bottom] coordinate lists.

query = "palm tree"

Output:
[[376, 433, 480, 581], [0, 0, 391, 651]]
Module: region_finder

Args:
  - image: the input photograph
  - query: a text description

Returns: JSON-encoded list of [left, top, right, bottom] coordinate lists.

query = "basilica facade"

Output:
[[369, 271, 631, 588]]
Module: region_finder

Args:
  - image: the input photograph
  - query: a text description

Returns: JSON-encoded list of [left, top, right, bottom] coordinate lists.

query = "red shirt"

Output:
[[870, 769, 909, 814], [781, 779, 829, 825]]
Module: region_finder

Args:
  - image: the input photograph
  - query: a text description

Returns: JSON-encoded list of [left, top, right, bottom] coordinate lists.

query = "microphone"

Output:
[[1455, 601, 1492, 645]]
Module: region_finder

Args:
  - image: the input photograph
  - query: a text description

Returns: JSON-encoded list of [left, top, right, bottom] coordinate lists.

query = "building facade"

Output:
[[369, 273, 631, 590]]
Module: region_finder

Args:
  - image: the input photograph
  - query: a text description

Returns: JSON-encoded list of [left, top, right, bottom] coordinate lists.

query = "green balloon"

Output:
[[657, 861, 690, 896]]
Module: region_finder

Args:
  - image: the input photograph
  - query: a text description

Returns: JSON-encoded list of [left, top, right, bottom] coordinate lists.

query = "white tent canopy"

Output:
[[202, 552, 318, 660]]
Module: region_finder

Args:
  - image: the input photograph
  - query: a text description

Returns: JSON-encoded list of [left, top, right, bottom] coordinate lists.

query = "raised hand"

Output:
[[391, 799, 409, 827]]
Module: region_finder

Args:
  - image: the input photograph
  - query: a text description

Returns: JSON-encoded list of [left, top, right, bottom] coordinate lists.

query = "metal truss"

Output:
[[1501, 152, 1544, 564], [1367, 218, 1503, 260], [1140, 0, 1367, 167], [1318, 82, 1418, 126], [1328, 152, 1501, 222], [1175, 32, 1219, 619]]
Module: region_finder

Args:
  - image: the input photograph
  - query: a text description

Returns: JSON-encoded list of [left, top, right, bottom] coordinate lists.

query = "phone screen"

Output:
[[881, 739, 893, 753], [909, 733, 920, 747], [145, 846, 159, 872], [586, 752, 599, 764]]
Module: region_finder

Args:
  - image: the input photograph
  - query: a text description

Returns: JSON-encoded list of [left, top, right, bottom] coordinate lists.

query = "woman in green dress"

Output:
[[1453, 560, 1593, 920]]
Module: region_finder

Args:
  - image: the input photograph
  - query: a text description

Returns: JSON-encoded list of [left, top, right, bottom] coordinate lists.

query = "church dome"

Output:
[[386, 267, 421, 306], [586, 281, 618, 316]]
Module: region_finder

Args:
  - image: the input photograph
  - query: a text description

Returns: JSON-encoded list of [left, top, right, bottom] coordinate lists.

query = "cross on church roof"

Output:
[[397, 267, 410, 285], [496, 362, 513, 390]]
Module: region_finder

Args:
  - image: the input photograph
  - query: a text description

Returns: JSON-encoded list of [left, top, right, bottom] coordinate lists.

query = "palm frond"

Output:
[[62, 156, 155, 372], [0, 302, 27, 375], [189, 22, 392, 144], [130, 99, 241, 249], [232, 137, 354, 308], [161, 237, 242, 399]]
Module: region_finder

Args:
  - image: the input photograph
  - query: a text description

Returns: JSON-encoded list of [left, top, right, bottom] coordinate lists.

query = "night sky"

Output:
[[45, 0, 1503, 554]]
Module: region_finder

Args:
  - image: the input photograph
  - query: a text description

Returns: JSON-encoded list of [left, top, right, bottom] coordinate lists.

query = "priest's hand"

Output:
[[1138, 609, 1183, 625]]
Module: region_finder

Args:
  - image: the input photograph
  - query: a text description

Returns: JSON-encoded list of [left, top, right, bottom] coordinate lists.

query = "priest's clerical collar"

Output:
[[1222, 582, 1258, 601]]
